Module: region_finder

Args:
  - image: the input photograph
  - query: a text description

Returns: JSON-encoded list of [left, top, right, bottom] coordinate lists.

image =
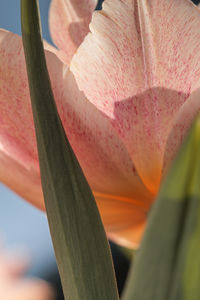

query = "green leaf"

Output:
[[122, 115, 200, 300], [20, 1, 119, 300]]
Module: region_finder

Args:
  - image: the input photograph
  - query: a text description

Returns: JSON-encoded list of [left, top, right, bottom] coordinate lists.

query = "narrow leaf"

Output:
[[122, 115, 200, 300], [20, 1, 119, 299]]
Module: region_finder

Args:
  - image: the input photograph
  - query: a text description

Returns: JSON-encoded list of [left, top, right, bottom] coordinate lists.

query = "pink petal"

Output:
[[71, 0, 200, 193], [61, 72, 154, 247], [49, 0, 97, 64], [163, 88, 200, 176], [0, 30, 44, 210], [0, 30, 152, 247], [0, 150, 44, 210]]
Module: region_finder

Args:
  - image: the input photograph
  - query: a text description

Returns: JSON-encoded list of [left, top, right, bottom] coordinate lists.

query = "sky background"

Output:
[[0, 0, 56, 276]]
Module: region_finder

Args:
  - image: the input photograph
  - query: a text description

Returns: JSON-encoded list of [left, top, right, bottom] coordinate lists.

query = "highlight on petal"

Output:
[[0, 29, 152, 247], [71, 0, 200, 194], [49, 0, 97, 64]]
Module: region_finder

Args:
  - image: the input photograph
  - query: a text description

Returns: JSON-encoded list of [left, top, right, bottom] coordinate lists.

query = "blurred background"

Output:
[[0, 0, 199, 299]]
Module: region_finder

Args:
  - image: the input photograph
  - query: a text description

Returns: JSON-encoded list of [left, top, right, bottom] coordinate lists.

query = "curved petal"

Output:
[[61, 72, 155, 247], [0, 29, 43, 209], [163, 88, 200, 177], [71, 0, 200, 193], [0, 30, 153, 247], [108, 223, 146, 249], [0, 150, 44, 210], [96, 193, 147, 248], [49, 0, 97, 64]]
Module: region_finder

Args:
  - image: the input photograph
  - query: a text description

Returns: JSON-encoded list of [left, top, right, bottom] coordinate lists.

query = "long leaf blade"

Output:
[[21, 1, 119, 299]]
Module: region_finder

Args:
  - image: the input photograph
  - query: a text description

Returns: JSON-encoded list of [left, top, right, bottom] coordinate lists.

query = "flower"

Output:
[[1, 0, 200, 248], [0, 244, 55, 300]]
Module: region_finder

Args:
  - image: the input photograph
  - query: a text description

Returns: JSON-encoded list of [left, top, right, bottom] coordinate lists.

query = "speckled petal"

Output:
[[57, 70, 154, 248], [0, 30, 152, 247], [71, 0, 200, 193], [163, 88, 200, 176], [49, 0, 97, 64], [0, 30, 43, 209]]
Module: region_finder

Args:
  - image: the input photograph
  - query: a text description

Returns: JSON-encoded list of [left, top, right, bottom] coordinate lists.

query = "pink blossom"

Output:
[[1, 0, 200, 248], [0, 245, 55, 300]]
